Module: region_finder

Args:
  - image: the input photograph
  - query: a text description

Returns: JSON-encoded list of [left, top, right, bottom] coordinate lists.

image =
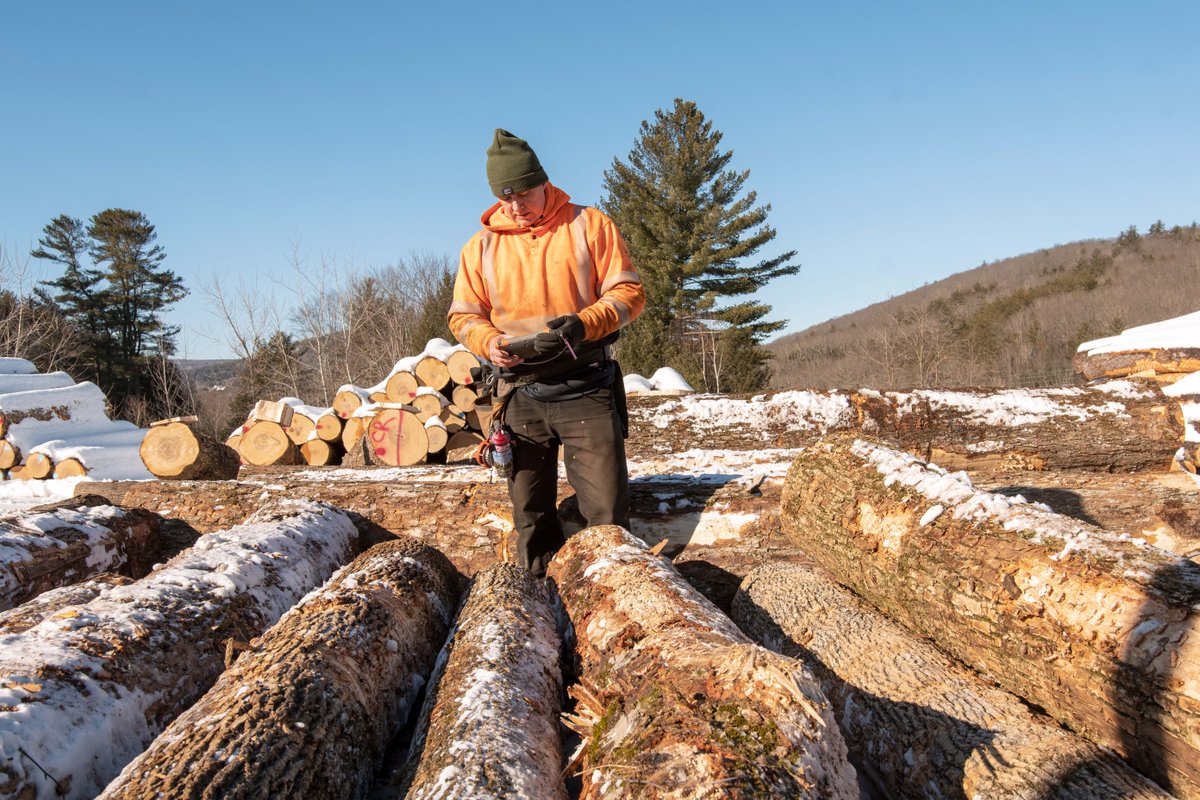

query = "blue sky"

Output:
[[3, 2, 1197, 359]]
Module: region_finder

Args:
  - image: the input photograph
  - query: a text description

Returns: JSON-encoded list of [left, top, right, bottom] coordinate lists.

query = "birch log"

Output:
[[98, 539, 458, 800], [0, 497, 162, 611], [780, 433, 1200, 799], [0, 501, 360, 800], [733, 561, 1173, 799], [388, 561, 564, 800], [547, 525, 858, 799]]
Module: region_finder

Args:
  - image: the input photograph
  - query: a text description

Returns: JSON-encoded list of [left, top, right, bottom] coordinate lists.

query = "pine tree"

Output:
[[601, 98, 799, 392]]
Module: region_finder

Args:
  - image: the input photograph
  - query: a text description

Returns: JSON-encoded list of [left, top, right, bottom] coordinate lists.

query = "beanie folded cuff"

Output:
[[490, 167, 549, 197]]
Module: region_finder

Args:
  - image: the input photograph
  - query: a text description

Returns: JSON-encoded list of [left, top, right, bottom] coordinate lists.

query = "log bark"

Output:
[[0, 573, 132, 634], [386, 561, 565, 800], [0, 497, 162, 611], [624, 382, 1183, 472], [1074, 347, 1200, 381], [140, 421, 241, 480], [366, 407, 428, 466], [548, 525, 858, 799], [733, 561, 1172, 799], [98, 539, 459, 800], [780, 433, 1200, 799], [0, 501, 360, 800], [238, 420, 300, 466]]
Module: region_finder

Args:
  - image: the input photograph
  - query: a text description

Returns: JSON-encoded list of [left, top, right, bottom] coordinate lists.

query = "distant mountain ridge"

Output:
[[767, 223, 1200, 390]]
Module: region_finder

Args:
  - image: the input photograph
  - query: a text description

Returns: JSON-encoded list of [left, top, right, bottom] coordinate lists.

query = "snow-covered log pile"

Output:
[[0, 500, 360, 800], [98, 538, 458, 800], [622, 366, 695, 396], [232, 339, 484, 468], [547, 525, 859, 799], [628, 380, 1182, 471], [388, 561, 564, 800], [0, 496, 162, 611], [0, 359, 151, 481], [779, 433, 1200, 799], [734, 561, 1173, 799], [1164, 370, 1200, 474]]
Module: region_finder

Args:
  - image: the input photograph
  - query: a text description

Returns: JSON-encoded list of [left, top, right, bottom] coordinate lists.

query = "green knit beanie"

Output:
[[486, 129, 549, 197]]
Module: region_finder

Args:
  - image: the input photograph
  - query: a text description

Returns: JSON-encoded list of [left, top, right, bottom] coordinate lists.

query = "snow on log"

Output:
[[733, 561, 1173, 799], [0, 370, 75, 397], [0, 573, 132, 635], [139, 421, 240, 480], [388, 562, 564, 800], [0, 358, 36, 375], [0, 497, 162, 611], [0, 382, 111, 448], [333, 385, 371, 419], [0, 500, 360, 800], [98, 539, 458, 800], [547, 525, 858, 799], [1075, 311, 1200, 380], [780, 433, 1200, 799]]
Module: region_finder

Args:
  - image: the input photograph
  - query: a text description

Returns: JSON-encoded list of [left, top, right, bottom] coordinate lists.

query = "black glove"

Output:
[[533, 314, 585, 356]]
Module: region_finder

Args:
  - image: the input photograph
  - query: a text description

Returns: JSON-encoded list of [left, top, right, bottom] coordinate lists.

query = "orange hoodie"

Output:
[[448, 183, 645, 358]]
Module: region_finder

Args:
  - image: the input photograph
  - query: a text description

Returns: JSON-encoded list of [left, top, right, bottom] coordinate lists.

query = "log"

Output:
[[239, 419, 300, 466], [0, 500, 360, 800], [547, 525, 858, 799], [445, 430, 485, 462], [0, 439, 18, 470], [446, 349, 481, 386], [0, 497, 162, 611], [1074, 348, 1200, 381], [623, 382, 1183, 472], [414, 355, 451, 391], [333, 385, 370, 419], [451, 383, 478, 413], [0, 573, 133, 635], [285, 409, 317, 443], [384, 369, 419, 404], [139, 421, 241, 480], [366, 406, 428, 466], [341, 414, 368, 451], [423, 416, 448, 454], [780, 433, 1200, 799], [23, 451, 53, 479], [250, 398, 295, 426], [733, 561, 1172, 799], [52, 457, 88, 478], [411, 387, 448, 422], [98, 539, 459, 800], [386, 561, 564, 800], [300, 437, 342, 466]]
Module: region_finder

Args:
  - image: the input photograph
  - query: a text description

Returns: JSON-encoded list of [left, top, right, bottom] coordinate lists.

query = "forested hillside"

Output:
[[768, 223, 1200, 390]]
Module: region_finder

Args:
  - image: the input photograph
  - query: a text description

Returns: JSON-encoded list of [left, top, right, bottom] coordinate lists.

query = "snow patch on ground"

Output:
[[644, 391, 854, 433]]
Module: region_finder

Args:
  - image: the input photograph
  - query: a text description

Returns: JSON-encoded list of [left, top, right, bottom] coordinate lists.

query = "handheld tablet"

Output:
[[499, 333, 543, 359]]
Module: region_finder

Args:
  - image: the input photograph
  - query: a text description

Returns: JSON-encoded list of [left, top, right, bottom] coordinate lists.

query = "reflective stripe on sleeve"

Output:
[[448, 300, 487, 316], [571, 207, 597, 307], [598, 296, 632, 327], [600, 270, 642, 294]]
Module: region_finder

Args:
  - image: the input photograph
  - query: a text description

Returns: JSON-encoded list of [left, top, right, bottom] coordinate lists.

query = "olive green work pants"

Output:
[[503, 385, 630, 577]]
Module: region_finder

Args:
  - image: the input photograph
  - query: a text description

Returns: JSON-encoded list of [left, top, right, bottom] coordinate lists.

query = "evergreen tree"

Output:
[[31, 215, 109, 382], [601, 98, 799, 392]]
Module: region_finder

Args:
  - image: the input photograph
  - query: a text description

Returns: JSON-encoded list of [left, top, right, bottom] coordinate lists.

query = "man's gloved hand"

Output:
[[533, 314, 585, 356]]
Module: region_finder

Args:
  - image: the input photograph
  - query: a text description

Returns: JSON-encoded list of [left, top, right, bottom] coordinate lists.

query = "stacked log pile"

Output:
[[0, 359, 150, 481], [0, 500, 360, 799], [777, 433, 1199, 798], [231, 339, 485, 468], [1076, 311, 1200, 473], [99, 539, 458, 800]]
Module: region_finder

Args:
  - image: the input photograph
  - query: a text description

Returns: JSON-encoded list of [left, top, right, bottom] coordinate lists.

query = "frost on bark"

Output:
[[780, 433, 1200, 800], [0, 573, 132, 634], [99, 539, 459, 800], [0, 500, 360, 800], [386, 561, 565, 800], [548, 525, 859, 799], [733, 561, 1173, 799]]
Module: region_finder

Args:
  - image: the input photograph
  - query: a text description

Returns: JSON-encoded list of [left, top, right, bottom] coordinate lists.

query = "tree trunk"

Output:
[[52, 457, 88, 478], [0, 501, 360, 800], [780, 433, 1200, 799], [238, 420, 300, 466], [423, 416, 448, 455], [140, 421, 241, 480], [0, 573, 132, 635], [414, 355, 450, 391], [451, 383, 478, 412], [300, 438, 342, 466], [446, 350, 481, 386], [733, 561, 1173, 799], [0, 439, 18, 469], [386, 561, 565, 800], [0, 497, 162, 611], [366, 407, 428, 466], [23, 450, 53, 479], [411, 388, 448, 422], [445, 430, 484, 462], [333, 386, 370, 419], [624, 382, 1183, 472], [1074, 348, 1200, 381], [547, 525, 858, 799], [97, 539, 459, 800], [385, 369, 419, 404]]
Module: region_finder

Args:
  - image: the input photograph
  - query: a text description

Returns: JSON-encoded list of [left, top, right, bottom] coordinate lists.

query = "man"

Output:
[[448, 129, 645, 576]]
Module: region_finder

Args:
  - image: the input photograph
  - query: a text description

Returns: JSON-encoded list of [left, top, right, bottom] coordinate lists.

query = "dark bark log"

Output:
[[98, 539, 459, 800], [0, 573, 132, 634], [0, 501, 360, 800], [140, 421, 241, 480], [547, 525, 858, 799], [385, 562, 565, 800], [1074, 347, 1200, 381], [733, 561, 1173, 799], [780, 433, 1200, 799], [0, 496, 162, 611]]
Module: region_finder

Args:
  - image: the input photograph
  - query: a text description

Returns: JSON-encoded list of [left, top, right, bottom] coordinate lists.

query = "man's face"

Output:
[[496, 183, 547, 226]]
